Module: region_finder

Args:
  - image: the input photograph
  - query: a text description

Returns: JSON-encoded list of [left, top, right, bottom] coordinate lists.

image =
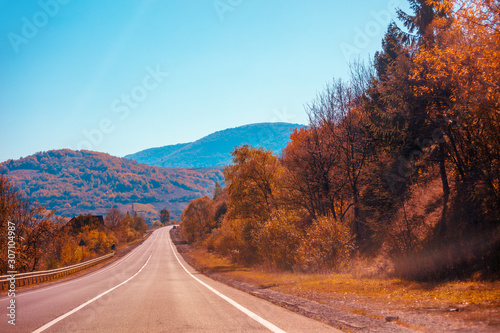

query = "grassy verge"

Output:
[[184, 247, 500, 328]]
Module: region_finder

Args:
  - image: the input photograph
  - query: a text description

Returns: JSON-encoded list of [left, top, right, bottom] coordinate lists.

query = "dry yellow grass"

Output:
[[185, 248, 500, 308]]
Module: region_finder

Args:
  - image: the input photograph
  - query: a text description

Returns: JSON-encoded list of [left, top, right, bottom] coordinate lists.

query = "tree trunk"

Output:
[[437, 142, 450, 240], [353, 186, 361, 243]]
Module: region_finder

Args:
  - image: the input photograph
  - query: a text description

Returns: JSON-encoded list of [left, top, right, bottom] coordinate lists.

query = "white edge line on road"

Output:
[[168, 232, 287, 333], [32, 253, 152, 333]]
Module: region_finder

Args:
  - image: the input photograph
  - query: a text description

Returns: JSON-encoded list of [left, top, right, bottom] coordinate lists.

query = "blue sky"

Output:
[[0, 0, 409, 163]]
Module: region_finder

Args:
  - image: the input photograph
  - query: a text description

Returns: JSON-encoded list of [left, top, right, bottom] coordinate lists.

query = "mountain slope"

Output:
[[125, 122, 306, 168], [123, 143, 190, 166], [0, 150, 223, 221]]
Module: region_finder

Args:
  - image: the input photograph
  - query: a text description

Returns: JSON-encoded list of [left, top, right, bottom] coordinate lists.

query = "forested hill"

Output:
[[0, 149, 223, 221], [125, 122, 306, 168]]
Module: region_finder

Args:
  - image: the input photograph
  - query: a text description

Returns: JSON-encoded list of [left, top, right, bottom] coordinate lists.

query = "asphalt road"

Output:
[[0, 227, 339, 332]]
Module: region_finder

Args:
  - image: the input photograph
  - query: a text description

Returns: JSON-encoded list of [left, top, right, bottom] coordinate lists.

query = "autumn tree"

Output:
[[411, 0, 500, 236], [160, 208, 170, 225], [282, 126, 341, 221], [224, 145, 284, 223], [105, 207, 123, 229], [121, 212, 135, 242], [132, 214, 148, 235], [0, 175, 58, 273], [302, 75, 371, 242], [180, 196, 215, 243], [19, 215, 58, 271]]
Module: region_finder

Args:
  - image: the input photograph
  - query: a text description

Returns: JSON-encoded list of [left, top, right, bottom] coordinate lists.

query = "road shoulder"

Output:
[[170, 228, 500, 332]]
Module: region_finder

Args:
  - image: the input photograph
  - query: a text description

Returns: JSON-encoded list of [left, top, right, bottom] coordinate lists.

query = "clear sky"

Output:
[[0, 0, 410, 163]]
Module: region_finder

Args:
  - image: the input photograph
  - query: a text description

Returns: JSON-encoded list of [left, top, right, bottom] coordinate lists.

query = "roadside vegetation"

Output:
[[181, 0, 500, 282], [181, 247, 500, 330], [185, 248, 500, 306]]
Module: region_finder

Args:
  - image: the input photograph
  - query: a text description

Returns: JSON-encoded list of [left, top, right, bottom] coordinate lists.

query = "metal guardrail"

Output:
[[0, 252, 115, 291]]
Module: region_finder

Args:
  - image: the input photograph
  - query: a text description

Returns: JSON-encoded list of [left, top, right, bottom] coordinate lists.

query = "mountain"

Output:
[[0, 150, 223, 222], [125, 122, 306, 168], [0, 123, 303, 223]]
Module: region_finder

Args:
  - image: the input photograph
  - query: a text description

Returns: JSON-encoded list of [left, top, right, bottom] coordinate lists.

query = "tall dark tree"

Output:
[[160, 208, 170, 225], [374, 23, 405, 80], [212, 181, 223, 201], [397, 0, 443, 45]]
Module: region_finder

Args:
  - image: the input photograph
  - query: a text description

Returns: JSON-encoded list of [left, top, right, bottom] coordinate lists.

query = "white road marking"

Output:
[[32, 254, 152, 333], [168, 231, 287, 333]]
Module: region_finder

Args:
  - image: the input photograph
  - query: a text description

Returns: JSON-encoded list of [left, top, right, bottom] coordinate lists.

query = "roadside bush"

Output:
[[204, 223, 235, 256], [204, 216, 261, 265], [296, 216, 354, 272], [225, 217, 260, 265], [81, 228, 117, 255], [255, 210, 302, 270], [60, 239, 82, 265]]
